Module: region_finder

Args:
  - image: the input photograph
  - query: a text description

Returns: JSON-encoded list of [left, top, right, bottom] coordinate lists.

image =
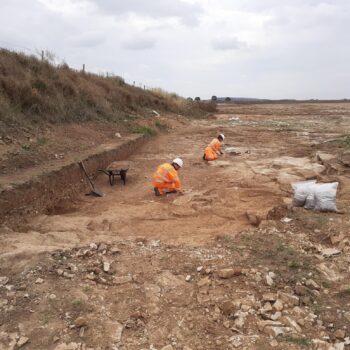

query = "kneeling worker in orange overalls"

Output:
[[152, 158, 184, 196], [203, 134, 225, 161]]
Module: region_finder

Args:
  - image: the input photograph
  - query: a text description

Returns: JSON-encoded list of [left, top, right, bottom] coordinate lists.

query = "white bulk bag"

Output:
[[314, 182, 338, 212], [292, 180, 317, 207], [304, 183, 319, 209]]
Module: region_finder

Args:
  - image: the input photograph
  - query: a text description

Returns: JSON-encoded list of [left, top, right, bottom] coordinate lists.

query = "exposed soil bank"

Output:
[[0, 135, 146, 225]]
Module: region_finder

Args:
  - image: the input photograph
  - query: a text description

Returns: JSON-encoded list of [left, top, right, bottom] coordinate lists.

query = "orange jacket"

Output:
[[209, 138, 222, 155], [152, 163, 181, 190]]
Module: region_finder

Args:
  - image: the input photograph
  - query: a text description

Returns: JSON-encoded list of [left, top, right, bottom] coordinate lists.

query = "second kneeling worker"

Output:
[[203, 133, 225, 161]]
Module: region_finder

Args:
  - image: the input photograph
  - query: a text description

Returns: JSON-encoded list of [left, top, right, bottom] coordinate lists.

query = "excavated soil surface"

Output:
[[1, 103, 350, 350]]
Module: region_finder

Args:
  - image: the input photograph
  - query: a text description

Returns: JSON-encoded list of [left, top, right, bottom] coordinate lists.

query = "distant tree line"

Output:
[[187, 96, 233, 102]]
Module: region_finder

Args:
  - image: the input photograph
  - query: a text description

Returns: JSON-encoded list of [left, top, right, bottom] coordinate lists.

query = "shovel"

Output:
[[78, 161, 104, 197]]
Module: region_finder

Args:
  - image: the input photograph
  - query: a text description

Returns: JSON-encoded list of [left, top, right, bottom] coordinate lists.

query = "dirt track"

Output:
[[1, 103, 350, 350]]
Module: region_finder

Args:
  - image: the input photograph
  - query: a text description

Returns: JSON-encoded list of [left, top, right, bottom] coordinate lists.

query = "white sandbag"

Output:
[[304, 192, 315, 209], [292, 180, 317, 207], [314, 182, 338, 212], [225, 147, 241, 155], [304, 183, 318, 209]]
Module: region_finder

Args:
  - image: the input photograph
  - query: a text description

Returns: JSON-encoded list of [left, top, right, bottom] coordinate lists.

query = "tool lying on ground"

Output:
[[99, 161, 129, 186], [78, 161, 105, 197]]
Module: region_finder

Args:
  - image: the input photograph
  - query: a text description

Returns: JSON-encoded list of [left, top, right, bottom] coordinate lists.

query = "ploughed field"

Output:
[[1, 102, 350, 350]]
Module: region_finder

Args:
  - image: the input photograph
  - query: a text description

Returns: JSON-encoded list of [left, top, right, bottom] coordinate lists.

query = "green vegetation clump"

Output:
[[334, 135, 350, 148], [283, 336, 312, 347], [337, 288, 350, 298], [131, 126, 157, 136], [37, 137, 48, 145], [155, 120, 169, 131], [21, 144, 31, 151], [71, 299, 83, 308]]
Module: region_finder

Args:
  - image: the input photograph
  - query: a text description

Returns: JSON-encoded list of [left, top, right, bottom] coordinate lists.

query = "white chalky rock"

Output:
[[103, 262, 110, 272], [266, 275, 274, 286]]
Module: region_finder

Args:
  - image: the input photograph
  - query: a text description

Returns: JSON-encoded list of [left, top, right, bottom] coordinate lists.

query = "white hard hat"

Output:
[[172, 158, 183, 168], [219, 133, 225, 140]]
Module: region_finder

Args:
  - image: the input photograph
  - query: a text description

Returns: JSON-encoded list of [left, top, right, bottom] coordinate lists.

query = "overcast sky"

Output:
[[1, 0, 349, 99]]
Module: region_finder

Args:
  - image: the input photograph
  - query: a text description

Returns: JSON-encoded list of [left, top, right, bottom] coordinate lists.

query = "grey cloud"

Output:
[[144, 22, 173, 33], [0, 0, 73, 50], [1, 0, 350, 99], [265, 1, 349, 24], [67, 33, 106, 48], [262, 0, 350, 46], [230, 0, 339, 12], [122, 37, 156, 50], [212, 37, 246, 51], [91, 0, 203, 26]]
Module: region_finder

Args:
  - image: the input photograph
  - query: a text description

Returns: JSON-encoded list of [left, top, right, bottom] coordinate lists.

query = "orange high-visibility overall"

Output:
[[204, 138, 222, 161], [152, 163, 182, 195]]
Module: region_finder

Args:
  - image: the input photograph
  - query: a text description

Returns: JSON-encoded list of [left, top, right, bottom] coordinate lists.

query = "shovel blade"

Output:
[[92, 190, 105, 197], [85, 190, 105, 197]]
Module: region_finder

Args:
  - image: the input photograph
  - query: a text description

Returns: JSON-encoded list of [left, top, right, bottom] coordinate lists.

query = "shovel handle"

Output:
[[78, 161, 96, 191]]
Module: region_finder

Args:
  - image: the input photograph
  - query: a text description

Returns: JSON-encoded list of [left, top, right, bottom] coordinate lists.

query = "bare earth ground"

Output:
[[1, 103, 350, 350]]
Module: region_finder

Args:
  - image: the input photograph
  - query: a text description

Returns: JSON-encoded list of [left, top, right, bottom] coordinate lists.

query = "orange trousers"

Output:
[[152, 182, 178, 195], [204, 146, 218, 161]]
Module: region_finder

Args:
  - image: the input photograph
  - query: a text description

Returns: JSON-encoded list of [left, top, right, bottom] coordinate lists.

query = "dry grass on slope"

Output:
[[0, 49, 216, 136]]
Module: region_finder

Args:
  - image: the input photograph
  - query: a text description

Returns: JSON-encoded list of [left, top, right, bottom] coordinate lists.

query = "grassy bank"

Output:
[[0, 49, 216, 136]]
